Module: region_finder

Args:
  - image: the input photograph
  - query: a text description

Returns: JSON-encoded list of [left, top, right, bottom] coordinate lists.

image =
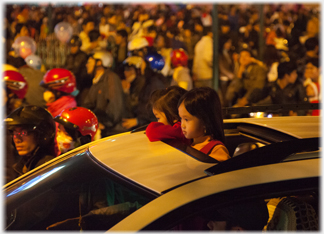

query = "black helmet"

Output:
[[68, 35, 82, 47], [4, 105, 56, 146]]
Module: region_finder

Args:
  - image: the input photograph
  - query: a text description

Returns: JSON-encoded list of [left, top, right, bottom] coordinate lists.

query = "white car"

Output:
[[4, 116, 320, 231]]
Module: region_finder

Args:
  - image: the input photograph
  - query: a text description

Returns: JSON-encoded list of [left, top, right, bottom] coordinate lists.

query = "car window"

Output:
[[5, 150, 153, 231], [168, 192, 319, 231], [140, 177, 318, 231]]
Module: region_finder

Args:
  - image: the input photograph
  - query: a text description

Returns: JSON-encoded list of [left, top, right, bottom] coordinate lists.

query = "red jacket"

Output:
[[146, 121, 191, 145]]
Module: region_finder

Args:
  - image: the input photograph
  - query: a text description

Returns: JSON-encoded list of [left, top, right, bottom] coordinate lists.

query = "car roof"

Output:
[[89, 116, 319, 195], [89, 131, 214, 194], [224, 116, 320, 139]]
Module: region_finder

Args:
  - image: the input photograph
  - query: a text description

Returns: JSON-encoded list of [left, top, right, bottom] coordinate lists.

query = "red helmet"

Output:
[[170, 48, 188, 67], [54, 107, 98, 141], [40, 68, 77, 94], [3, 70, 28, 99]]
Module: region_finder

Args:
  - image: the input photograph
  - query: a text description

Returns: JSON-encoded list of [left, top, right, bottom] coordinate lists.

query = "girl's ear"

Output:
[[173, 119, 178, 123]]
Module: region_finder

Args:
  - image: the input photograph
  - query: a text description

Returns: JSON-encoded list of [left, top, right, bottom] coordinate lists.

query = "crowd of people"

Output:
[[2, 3, 321, 195]]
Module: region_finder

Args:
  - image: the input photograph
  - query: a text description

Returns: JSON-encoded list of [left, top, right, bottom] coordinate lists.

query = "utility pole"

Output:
[[212, 4, 219, 91]]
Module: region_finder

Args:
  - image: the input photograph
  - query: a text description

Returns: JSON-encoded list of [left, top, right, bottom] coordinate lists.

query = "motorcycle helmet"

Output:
[[40, 68, 77, 94], [92, 51, 113, 68], [144, 51, 165, 71], [123, 56, 143, 69], [54, 107, 98, 142], [25, 54, 42, 70], [128, 37, 149, 51], [171, 48, 188, 67], [4, 105, 56, 146], [3, 70, 28, 99], [3, 64, 19, 72]]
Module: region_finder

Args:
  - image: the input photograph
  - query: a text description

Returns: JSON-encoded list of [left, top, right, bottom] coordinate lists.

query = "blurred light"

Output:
[[267, 114, 273, 118], [250, 112, 265, 118], [6, 166, 65, 197]]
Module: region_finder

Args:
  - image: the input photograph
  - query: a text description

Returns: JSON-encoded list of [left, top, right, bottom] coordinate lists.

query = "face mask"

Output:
[[56, 129, 75, 154]]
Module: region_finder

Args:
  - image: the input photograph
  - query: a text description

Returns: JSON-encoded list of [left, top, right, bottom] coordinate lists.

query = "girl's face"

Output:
[[178, 101, 205, 140], [153, 108, 169, 125]]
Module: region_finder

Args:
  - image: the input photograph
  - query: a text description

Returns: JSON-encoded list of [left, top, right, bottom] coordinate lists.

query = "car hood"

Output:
[[89, 131, 215, 194]]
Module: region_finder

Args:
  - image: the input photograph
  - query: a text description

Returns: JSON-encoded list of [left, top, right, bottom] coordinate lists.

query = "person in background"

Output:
[[144, 51, 169, 88], [64, 35, 90, 106], [303, 57, 320, 116], [87, 29, 106, 54], [128, 37, 149, 58], [54, 107, 99, 154], [155, 33, 173, 80], [263, 45, 281, 83], [181, 23, 199, 76], [82, 51, 127, 137], [178, 87, 230, 161], [3, 68, 29, 184], [3, 69, 28, 115], [121, 56, 165, 130], [79, 18, 95, 53], [192, 26, 213, 88], [40, 68, 79, 118], [113, 29, 128, 78], [17, 55, 47, 108], [170, 48, 192, 91], [146, 86, 190, 145], [13, 23, 30, 41], [225, 48, 267, 107], [4, 105, 58, 181], [296, 37, 319, 80], [252, 61, 308, 116], [218, 35, 235, 106]]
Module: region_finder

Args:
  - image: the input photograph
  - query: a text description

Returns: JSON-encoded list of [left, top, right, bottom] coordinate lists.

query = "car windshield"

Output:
[[5, 149, 154, 231]]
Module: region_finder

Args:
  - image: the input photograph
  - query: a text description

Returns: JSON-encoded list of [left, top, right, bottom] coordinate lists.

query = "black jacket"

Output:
[[64, 50, 90, 91], [11, 147, 55, 180], [82, 69, 126, 136]]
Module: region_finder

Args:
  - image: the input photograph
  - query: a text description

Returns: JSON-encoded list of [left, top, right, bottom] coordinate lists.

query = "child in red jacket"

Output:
[[146, 86, 191, 145]]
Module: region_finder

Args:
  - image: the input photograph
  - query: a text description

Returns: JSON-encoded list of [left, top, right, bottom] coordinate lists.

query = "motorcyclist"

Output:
[[40, 68, 79, 117], [170, 48, 193, 90], [82, 51, 127, 137], [54, 107, 99, 154], [3, 69, 28, 115], [4, 105, 58, 180]]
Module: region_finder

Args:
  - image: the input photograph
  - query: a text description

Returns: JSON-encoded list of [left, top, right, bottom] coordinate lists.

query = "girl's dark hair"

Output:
[[151, 86, 187, 125], [178, 87, 225, 143]]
